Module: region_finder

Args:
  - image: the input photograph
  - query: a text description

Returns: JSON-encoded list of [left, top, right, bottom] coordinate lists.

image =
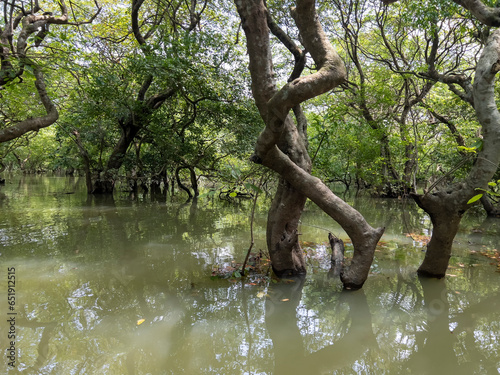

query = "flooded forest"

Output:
[[1, 0, 500, 373]]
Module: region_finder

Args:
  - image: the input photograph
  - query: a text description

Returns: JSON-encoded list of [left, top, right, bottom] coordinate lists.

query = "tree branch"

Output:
[[0, 68, 58, 143]]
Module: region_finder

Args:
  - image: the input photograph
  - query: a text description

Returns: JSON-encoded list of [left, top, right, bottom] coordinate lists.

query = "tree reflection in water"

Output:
[[265, 273, 500, 375], [266, 276, 376, 374]]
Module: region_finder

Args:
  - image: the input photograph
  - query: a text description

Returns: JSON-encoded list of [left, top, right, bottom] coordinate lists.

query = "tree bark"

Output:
[[412, 28, 500, 278], [175, 166, 200, 200], [328, 233, 345, 278], [236, 0, 384, 288]]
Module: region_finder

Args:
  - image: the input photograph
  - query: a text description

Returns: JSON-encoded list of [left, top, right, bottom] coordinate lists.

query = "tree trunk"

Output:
[[412, 190, 467, 277], [328, 233, 345, 278], [236, 0, 384, 289], [92, 117, 141, 194], [267, 178, 308, 276], [411, 28, 500, 278], [189, 166, 199, 198], [175, 166, 193, 200], [480, 194, 500, 217], [0, 68, 59, 145]]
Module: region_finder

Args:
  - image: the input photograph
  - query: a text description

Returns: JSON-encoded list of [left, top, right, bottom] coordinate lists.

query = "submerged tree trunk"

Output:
[[92, 117, 142, 194], [236, 0, 384, 289], [412, 189, 468, 277], [267, 178, 308, 276], [175, 166, 199, 201], [328, 233, 345, 278], [412, 29, 500, 278]]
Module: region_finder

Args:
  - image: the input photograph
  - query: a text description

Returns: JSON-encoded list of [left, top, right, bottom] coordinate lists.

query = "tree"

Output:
[[381, 0, 500, 277], [60, 0, 255, 196], [235, 0, 384, 289], [0, 0, 101, 144]]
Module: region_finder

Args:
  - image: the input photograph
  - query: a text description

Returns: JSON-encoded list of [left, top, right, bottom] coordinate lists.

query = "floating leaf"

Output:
[[256, 291, 266, 298], [137, 319, 145, 326], [281, 298, 290, 302]]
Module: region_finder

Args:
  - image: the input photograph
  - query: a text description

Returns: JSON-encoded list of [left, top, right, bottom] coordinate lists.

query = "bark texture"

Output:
[[236, 0, 384, 288]]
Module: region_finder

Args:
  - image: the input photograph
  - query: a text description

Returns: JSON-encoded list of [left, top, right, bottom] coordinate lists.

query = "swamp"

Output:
[[1, 175, 499, 374], [2, 0, 500, 373]]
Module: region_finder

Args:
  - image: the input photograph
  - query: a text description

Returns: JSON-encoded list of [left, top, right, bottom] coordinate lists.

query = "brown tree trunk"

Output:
[[175, 167, 193, 201], [0, 68, 59, 144], [92, 117, 142, 194], [267, 178, 308, 276], [328, 233, 345, 278]]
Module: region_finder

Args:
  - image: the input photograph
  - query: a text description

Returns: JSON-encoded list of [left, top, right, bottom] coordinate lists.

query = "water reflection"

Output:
[[1, 176, 500, 374], [266, 277, 376, 374], [265, 274, 500, 375]]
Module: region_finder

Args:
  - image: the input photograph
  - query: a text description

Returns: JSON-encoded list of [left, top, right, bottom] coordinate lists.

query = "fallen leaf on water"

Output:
[[257, 291, 266, 298], [281, 298, 290, 302], [137, 319, 145, 326]]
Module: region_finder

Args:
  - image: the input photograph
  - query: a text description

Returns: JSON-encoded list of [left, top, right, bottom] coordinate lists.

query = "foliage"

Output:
[[0, 0, 495, 210]]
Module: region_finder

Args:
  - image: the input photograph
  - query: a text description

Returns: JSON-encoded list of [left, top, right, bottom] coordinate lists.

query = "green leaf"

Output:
[[467, 194, 483, 204], [229, 192, 237, 197], [488, 181, 497, 187], [457, 146, 476, 153]]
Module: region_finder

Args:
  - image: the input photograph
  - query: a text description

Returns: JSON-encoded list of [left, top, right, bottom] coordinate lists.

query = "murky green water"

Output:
[[1, 175, 499, 374]]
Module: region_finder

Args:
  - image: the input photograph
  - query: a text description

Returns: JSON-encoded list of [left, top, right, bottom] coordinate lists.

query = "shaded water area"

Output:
[[1, 175, 500, 374]]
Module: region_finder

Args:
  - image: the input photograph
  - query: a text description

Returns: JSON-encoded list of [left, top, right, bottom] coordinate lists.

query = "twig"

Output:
[[241, 173, 265, 276]]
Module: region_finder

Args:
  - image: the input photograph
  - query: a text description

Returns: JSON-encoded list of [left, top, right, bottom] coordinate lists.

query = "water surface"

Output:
[[1, 175, 499, 374]]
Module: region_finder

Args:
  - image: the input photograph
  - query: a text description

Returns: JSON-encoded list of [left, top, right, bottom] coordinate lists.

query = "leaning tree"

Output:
[[235, 0, 384, 289]]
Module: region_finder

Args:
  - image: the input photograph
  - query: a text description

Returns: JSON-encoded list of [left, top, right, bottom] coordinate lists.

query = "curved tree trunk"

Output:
[[0, 68, 59, 144], [175, 166, 194, 200], [189, 166, 199, 198], [236, 0, 384, 289], [412, 190, 468, 277]]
